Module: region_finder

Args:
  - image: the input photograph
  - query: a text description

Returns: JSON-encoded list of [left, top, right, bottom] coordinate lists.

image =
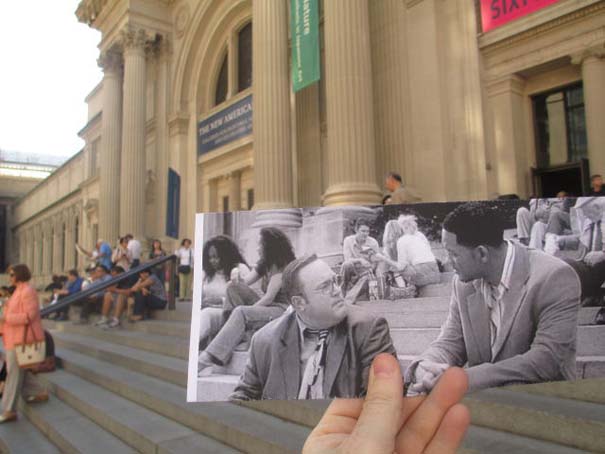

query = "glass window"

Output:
[[238, 22, 252, 92], [247, 189, 254, 210], [215, 52, 229, 106], [222, 196, 229, 213], [533, 83, 587, 168]]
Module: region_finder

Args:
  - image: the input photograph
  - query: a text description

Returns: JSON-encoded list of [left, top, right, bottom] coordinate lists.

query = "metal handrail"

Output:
[[40, 254, 178, 317]]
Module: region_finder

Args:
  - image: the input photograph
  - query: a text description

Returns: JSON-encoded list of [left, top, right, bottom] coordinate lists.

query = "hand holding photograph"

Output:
[[187, 197, 605, 402]]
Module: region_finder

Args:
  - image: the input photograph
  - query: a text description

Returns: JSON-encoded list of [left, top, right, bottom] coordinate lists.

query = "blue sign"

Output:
[[197, 95, 253, 155], [166, 168, 180, 239]]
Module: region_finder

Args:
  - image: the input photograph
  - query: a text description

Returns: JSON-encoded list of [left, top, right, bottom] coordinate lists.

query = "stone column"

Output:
[[98, 50, 123, 242], [295, 84, 322, 207], [574, 47, 605, 177], [119, 26, 148, 238], [42, 224, 52, 275], [27, 230, 35, 272], [485, 75, 528, 197], [322, 0, 382, 206], [252, 0, 293, 209], [227, 171, 241, 212], [369, 0, 409, 185], [52, 217, 63, 273], [155, 38, 171, 236], [64, 210, 74, 270], [18, 233, 26, 265]]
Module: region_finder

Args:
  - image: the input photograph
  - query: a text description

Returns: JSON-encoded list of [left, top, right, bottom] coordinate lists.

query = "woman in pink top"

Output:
[[0, 264, 48, 423]]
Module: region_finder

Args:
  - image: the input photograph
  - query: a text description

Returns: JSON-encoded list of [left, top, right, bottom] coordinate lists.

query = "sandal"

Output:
[[26, 393, 49, 404], [0, 412, 17, 423]]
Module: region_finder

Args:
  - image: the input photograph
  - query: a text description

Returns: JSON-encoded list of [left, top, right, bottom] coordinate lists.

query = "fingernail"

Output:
[[373, 354, 396, 378]]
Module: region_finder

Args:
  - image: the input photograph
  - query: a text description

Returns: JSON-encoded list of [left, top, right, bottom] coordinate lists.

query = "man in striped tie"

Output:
[[230, 254, 397, 401]]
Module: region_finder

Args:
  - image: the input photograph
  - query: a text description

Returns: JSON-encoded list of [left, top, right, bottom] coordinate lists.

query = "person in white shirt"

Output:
[[395, 215, 440, 287], [175, 238, 193, 300], [112, 237, 132, 271], [125, 234, 142, 267], [340, 219, 380, 303]]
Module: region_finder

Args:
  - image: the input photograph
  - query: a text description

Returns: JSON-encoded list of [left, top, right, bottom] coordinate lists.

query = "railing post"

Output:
[[167, 257, 176, 310]]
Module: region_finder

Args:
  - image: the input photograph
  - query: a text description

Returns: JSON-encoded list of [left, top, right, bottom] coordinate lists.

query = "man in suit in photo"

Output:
[[230, 254, 397, 401], [405, 202, 581, 395]]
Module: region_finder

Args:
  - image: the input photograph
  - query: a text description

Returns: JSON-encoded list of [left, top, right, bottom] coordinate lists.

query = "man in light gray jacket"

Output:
[[405, 202, 581, 395]]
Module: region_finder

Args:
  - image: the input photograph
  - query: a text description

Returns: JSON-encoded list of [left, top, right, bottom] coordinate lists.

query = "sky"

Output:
[[0, 0, 102, 158]]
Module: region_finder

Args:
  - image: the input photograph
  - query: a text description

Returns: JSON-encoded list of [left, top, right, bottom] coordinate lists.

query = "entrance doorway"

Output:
[[531, 160, 590, 197], [532, 82, 589, 196]]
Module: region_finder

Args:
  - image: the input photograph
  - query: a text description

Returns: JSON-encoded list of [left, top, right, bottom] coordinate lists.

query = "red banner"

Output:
[[480, 0, 561, 32]]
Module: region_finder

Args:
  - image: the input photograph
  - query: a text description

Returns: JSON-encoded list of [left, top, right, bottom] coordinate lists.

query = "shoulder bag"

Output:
[[15, 316, 46, 370]]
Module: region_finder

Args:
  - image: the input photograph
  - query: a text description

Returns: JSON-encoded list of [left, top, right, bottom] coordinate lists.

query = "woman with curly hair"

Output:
[[198, 236, 249, 349], [201, 235, 249, 309], [198, 227, 296, 376]]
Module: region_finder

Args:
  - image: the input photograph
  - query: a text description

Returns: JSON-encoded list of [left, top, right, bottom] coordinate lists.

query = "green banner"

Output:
[[291, 0, 320, 92]]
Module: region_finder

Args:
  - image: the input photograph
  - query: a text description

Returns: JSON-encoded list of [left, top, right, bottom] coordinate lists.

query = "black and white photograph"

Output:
[[187, 197, 605, 402]]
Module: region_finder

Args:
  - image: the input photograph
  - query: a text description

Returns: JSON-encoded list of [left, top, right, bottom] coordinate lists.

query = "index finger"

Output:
[[395, 367, 468, 454]]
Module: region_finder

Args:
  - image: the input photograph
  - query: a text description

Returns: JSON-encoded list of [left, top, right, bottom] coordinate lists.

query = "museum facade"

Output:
[[9, 0, 605, 281]]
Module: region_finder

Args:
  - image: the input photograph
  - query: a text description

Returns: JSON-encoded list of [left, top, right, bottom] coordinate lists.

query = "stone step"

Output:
[[55, 347, 310, 453], [504, 377, 605, 406], [363, 303, 599, 329], [357, 296, 450, 312], [51, 330, 189, 387], [576, 307, 601, 326], [240, 395, 591, 454], [18, 393, 137, 454], [197, 374, 241, 401], [391, 325, 605, 357], [46, 320, 190, 359], [465, 387, 605, 452], [37, 370, 223, 454], [125, 318, 190, 338], [577, 356, 605, 379], [391, 327, 440, 355], [380, 310, 448, 328], [577, 325, 605, 356], [418, 281, 452, 298], [0, 412, 61, 454], [462, 425, 591, 454], [578, 307, 604, 325], [51, 329, 248, 382], [153, 302, 194, 322]]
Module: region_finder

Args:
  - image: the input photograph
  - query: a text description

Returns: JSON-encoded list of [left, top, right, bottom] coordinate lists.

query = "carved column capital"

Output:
[[120, 25, 151, 55], [98, 50, 123, 74], [571, 44, 605, 65], [151, 35, 172, 61]]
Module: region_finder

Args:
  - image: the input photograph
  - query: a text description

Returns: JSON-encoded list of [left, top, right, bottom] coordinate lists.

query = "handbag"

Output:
[[178, 265, 191, 275], [15, 317, 46, 370]]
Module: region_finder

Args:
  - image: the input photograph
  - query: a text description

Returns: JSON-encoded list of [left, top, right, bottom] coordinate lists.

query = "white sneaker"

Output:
[[94, 317, 108, 327], [107, 318, 120, 329], [544, 233, 560, 255]]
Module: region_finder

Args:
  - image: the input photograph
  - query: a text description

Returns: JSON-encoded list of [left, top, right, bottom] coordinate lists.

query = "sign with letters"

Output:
[[197, 95, 252, 156], [480, 0, 561, 32], [291, 0, 320, 92]]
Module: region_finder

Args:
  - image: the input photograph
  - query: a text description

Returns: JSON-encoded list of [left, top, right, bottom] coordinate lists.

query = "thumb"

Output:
[[347, 354, 403, 453]]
